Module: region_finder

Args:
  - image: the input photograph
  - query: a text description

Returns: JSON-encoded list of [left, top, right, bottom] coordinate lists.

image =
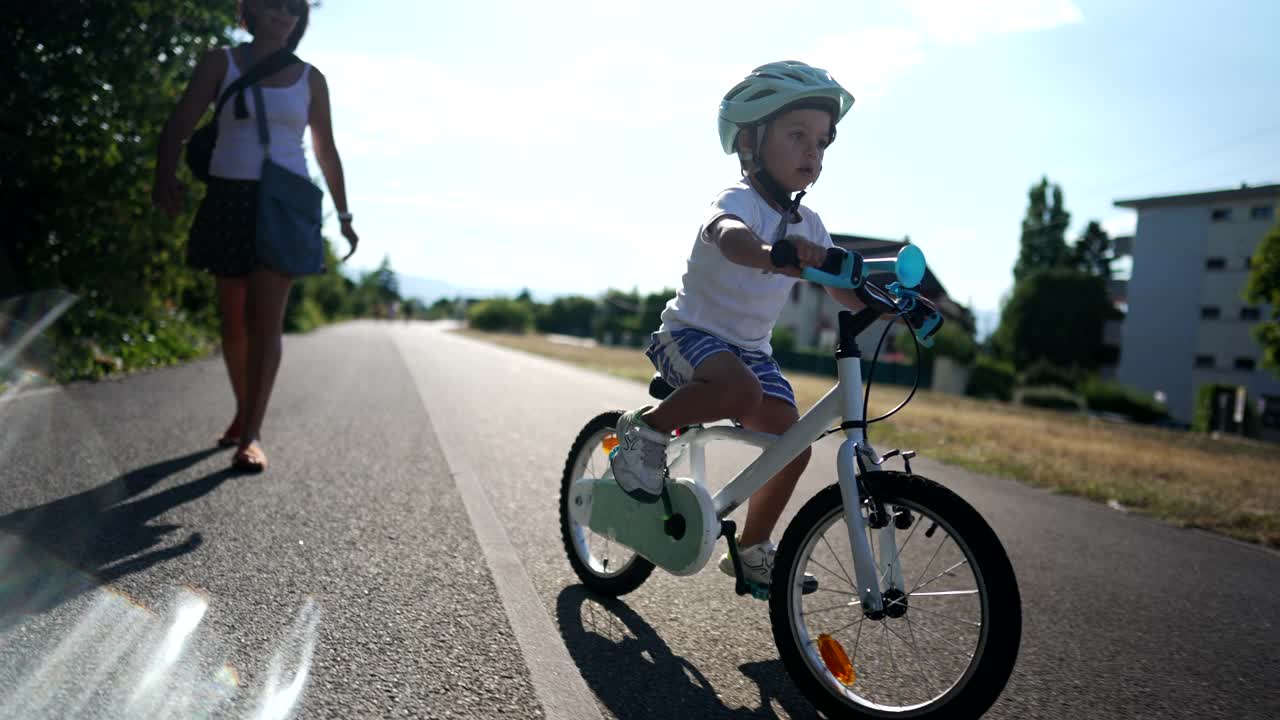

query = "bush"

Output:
[[965, 356, 1015, 401], [772, 326, 797, 355], [929, 321, 977, 366], [1193, 383, 1260, 436], [467, 299, 535, 333], [1017, 359, 1081, 390], [1016, 386, 1084, 412], [1078, 378, 1169, 424]]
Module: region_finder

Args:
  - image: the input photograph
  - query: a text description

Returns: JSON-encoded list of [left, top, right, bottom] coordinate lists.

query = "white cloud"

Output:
[[310, 46, 738, 159], [900, 0, 1083, 44], [808, 27, 927, 100]]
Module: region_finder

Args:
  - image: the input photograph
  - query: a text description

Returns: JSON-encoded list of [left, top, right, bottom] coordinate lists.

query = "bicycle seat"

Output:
[[648, 373, 674, 400]]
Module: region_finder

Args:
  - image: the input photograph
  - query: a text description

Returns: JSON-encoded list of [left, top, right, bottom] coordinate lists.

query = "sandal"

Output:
[[218, 420, 245, 448], [231, 443, 268, 473]]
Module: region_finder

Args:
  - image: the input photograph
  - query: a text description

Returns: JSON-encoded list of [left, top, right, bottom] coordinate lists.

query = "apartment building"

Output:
[[1112, 183, 1280, 436]]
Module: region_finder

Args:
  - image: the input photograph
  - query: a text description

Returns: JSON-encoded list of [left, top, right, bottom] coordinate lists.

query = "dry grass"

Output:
[[459, 329, 1280, 546]]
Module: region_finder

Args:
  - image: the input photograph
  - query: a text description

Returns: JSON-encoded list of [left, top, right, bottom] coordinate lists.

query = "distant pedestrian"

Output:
[[152, 0, 358, 472]]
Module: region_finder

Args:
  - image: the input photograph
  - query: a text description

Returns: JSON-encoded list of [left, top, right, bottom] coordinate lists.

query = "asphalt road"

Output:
[[1, 320, 1276, 719]]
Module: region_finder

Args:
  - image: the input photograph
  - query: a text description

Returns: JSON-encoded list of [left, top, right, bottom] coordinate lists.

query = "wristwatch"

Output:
[[338, 211, 353, 223]]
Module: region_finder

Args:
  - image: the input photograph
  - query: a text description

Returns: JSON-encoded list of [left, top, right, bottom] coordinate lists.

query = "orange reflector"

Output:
[[817, 633, 856, 686], [601, 435, 619, 454]]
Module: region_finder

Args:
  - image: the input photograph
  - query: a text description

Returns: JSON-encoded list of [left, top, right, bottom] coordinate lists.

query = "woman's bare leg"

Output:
[[216, 276, 250, 439], [240, 268, 293, 451]]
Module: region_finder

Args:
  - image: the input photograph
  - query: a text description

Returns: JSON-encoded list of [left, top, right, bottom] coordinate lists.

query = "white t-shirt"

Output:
[[658, 180, 834, 354]]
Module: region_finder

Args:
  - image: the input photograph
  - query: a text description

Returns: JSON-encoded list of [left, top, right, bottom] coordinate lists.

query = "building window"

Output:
[[1262, 395, 1280, 429], [1205, 257, 1226, 270], [1234, 357, 1256, 371], [1244, 255, 1252, 269], [1211, 208, 1232, 221], [1194, 355, 1215, 369], [790, 284, 801, 303], [1240, 306, 1261, 321], [1200, 306, 1220, 319], [1251, 205, 1275, 221]]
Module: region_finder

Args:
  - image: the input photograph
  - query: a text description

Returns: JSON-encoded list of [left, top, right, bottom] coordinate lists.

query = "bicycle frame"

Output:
[[665, 353, 901, 613]]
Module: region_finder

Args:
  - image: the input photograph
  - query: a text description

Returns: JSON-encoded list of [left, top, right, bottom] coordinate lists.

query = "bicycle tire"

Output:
[[559, 411, 655, 596], [770, 472, 1021, 719]]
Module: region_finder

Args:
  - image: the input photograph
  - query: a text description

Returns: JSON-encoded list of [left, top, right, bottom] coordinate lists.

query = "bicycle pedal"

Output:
[[745, 581, 770, 601]]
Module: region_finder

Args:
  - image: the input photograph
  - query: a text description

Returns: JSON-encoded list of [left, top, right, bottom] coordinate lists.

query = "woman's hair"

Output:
[[238, 0, 311, 51]]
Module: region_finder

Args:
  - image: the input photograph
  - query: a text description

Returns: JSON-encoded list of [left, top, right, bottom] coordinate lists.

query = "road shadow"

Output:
[[0, 448, 233, 629], [555, 585, 820, 719]]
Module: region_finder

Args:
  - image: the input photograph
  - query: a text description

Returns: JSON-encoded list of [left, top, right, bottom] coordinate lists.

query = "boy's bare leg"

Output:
[[642, 352, 763, 434], [736, 396, 811, 548]]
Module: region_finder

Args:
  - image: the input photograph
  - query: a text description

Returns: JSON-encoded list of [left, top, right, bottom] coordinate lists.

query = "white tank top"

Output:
[[208, 47, 311, 180]]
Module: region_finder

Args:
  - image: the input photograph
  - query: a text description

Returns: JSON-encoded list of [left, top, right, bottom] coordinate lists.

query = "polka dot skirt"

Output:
[[187, 178, 260, 277]]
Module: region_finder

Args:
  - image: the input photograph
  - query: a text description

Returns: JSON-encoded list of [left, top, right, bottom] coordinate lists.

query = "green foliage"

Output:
[[1016, 359, 1081, 390], [1015, 386, 1083, 412], [771, 326, 797, 355], [1243, 203, 1280, 375], [537, 295, 598, 336], [467, 298, 535, 333], [2, 2, 236, 376], [928, 321, 976, 366], [1078, 378, 1169, 424], [594, 288, 675, 343], [425, 298, 456, 320], [1193, 383, 1260, 436], [965, 356, 1015, 401], [1013, 177, 1072, 281], [992, 268, 1117, 371], [1072, 220, 1114, 279]]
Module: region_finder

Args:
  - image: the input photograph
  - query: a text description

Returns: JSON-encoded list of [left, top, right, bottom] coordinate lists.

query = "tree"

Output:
[[1244, 205, 1280, 374], [1013, 177, 1072, 281], [1, 2, 239, 377], [992, 268, 1117, 371], [1072, 220, 1113, 279]]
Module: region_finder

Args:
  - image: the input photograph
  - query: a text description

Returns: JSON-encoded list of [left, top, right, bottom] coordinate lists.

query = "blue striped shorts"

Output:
[[645, 328, 796, 408]]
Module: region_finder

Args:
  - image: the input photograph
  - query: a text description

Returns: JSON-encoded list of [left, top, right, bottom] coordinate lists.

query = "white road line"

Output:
[[390, 329, 605, 720]]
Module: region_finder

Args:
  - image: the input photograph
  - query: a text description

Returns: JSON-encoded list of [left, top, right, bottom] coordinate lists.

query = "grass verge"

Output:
[[458, 328, 1280, 547]]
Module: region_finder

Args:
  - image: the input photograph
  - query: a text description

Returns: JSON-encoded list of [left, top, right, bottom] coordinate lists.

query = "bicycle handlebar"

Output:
[[776, 241, 944, 347]]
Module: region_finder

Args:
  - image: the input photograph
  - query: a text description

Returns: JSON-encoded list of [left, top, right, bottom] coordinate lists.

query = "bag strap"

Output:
[[210, 47, 300, 128], [252, 83, 271, 149]]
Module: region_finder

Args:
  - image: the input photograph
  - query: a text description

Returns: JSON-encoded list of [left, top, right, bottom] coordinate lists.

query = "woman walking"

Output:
[[152, 0, 357, 472]]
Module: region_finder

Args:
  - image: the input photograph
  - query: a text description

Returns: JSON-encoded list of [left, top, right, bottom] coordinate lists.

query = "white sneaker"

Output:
[[609, 407, 669, 502], [719, 540, 777, 585], [719, 540, 819, 594]]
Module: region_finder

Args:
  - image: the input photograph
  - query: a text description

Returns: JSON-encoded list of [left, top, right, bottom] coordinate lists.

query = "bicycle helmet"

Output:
[[718, 61, 855, 155]]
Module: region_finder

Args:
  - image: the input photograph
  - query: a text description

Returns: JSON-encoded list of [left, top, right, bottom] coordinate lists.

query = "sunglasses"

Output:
[[262, 0, 306, 16]]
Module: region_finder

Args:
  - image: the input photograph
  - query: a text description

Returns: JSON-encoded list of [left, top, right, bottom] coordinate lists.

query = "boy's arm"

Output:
[[825, 286, 867, 311], [705, 216, 825, 277]]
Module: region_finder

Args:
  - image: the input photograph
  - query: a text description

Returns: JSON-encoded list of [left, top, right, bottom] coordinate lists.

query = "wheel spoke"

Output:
[[903, 616, 977, 660], [903, 614, 942, 699], [905, 603, 982, 629], [910, 589, 978, 598], [802, 601, 862, 618], [908, 534, 949, 600], [912, 559, 971, 596], [806, 556, 859, 592], [820, 532, 858, 590]]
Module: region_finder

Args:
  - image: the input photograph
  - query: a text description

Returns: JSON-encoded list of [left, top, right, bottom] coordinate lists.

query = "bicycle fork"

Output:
[[836, 440, 908, 617]]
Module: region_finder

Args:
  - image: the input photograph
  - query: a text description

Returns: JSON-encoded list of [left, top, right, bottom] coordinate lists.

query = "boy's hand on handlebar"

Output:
[[771, 235, 826, 275]]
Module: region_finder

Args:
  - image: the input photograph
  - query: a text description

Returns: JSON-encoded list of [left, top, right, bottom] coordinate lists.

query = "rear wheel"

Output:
[[559, 411, 655, 596], [770, 472, 1021, 719]]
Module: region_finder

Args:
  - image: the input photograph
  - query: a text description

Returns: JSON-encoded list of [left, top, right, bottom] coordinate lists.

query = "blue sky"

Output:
[[296, 0, 1280, 333]]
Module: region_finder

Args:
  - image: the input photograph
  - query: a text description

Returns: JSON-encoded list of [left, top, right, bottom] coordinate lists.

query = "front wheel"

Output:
[[770, 472, 1021, 719], [559, 411, 655, 596]]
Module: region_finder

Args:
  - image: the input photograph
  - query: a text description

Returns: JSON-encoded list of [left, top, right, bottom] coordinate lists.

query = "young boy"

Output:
[[609, 61, 869, 588]]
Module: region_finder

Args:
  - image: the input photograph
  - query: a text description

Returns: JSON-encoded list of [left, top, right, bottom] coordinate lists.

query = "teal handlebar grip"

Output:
[[801, 247, 864, 289]]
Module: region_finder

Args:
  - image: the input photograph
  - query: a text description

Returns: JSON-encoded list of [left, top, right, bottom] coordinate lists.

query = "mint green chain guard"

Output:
[[581, 477, 717, 576]]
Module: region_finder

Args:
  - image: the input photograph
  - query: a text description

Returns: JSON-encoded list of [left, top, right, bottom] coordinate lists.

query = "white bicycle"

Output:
[[558, 243, 1021, 719]]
